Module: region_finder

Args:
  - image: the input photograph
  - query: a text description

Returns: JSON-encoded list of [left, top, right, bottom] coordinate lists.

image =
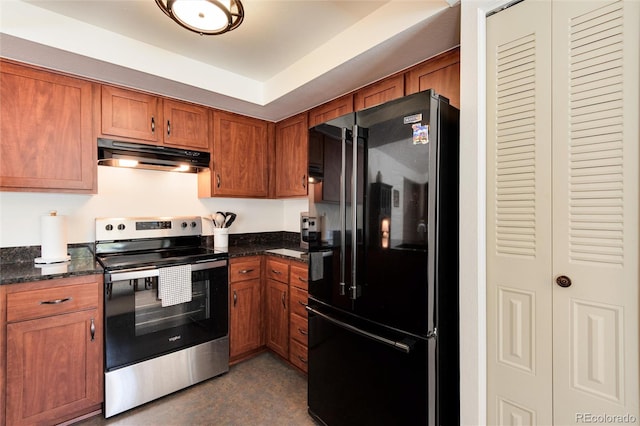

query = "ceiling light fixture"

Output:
[[155, 0, 244, 35]]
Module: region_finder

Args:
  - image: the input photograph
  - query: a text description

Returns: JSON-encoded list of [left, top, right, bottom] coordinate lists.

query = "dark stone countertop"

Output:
[[1, 236, 307, 285], [0, 245, 103, 285]]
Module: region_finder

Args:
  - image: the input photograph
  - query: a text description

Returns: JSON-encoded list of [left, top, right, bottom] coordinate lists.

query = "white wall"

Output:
[[0, 166, 308, 248], [459, 0, 512, 424]]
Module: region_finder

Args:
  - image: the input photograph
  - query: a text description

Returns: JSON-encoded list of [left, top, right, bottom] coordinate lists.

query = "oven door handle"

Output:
[[105, 259, 227, 283]]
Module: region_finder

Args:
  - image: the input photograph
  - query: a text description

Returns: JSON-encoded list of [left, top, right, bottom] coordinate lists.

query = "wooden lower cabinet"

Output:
[[288, 262, 309, 373], [2, 275, 103, 426], [265, 277, 289, 359], [229, 256, 263, 362]]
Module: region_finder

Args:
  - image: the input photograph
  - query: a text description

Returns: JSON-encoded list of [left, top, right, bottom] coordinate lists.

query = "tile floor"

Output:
[[76, 352, 318, 426]]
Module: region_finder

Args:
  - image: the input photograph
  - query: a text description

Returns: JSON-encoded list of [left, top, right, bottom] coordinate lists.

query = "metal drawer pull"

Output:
[[298, 300, 307, 306], [298, 355, 308, 364], [239, 268, 255, 274], [90, 318, 95, 341], [298, 327, 308, 336], [271, 269, 283, 274], [40, 297, 72, 305], [298, 276, 308, 283]]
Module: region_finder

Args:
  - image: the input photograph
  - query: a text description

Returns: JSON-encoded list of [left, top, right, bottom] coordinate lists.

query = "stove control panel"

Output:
[[96, 216, 203, 241]]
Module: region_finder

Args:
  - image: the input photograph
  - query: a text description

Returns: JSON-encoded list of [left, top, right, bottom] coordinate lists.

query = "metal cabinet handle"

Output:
[[298, 276, 308, 283], [281, 291, 287, 310], [272, 269, 283, 275], [40, 297, 72, 305], [151, 116, 155, 133], [90, 318, 95, 342], [302, 174, 307, 189], [298, 327, 308, 336], [297, 355, 308, 364], [239, 268, 254, 274], [298, 300, 307, 307], [233, 290, 237, 307], [167, 120, 171, 136], [216, 174, 221, 188]]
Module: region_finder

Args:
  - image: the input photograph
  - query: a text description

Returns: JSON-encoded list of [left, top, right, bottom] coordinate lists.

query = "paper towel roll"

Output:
[[35, 211, 70, 264]]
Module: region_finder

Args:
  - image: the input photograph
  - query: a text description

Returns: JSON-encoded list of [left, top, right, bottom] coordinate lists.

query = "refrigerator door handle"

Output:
[[306, 306, 412, 354], [349, 124, 359, 300], [339, 127, 348, 296]]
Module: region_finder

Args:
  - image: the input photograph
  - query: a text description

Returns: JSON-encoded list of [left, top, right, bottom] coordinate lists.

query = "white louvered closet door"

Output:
[[487, 1, 553, 424], [487, 1, 639, 425], [551, 1, 639, 424]]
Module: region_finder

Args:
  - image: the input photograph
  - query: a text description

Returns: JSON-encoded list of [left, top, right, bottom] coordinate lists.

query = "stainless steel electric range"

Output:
[[95, 216, 229, 418]]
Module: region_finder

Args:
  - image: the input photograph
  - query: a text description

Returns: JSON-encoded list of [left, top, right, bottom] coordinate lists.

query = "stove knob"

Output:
[[191, 221, 197, 228], [181, 222, 188, 228], [117, 224, 126, 231], [105, 224, 113, 231]]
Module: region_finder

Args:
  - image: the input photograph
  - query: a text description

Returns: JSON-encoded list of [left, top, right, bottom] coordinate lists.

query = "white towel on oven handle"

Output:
[[158, 264, 192, 307]]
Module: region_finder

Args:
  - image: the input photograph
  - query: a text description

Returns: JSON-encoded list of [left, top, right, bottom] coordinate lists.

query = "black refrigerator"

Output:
[[306, 90, 459, 426]]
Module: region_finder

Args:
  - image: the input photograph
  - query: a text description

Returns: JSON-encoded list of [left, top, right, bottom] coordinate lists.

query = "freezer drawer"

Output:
[[307, 305, 433, 426]]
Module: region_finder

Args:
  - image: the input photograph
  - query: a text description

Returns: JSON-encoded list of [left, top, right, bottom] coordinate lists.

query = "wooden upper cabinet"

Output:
[[201, 111, 269, 198], [101, 86, 210, 150], [308, 94, 353, 128], [101, 85, 160, 143], [162, 99, 209, 150], [354, 74, 404, 111], [0, 60, 96, 193], [274, 113, 308, 198], [405, 47, 460, 108]]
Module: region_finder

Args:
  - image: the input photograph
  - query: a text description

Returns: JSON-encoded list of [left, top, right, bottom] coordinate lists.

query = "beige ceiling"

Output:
[[0, 0, 460, 121]]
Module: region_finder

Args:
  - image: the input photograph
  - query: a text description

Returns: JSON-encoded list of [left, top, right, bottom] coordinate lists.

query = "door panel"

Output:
[[488, 0, 639, 424], [486, 2, 553, 424], [551, 0, 639, 422]]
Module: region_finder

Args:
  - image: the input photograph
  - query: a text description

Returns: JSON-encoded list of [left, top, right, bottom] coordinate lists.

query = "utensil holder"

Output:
[[213, 228, 229, 251]]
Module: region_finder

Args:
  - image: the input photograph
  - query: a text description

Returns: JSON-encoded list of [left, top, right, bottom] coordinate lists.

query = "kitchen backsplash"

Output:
[[0, 166, 308, 248]]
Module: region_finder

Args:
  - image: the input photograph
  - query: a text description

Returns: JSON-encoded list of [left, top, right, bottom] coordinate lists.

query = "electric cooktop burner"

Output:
[[96, 247, 227, 271], [95, 216, 227, 271]]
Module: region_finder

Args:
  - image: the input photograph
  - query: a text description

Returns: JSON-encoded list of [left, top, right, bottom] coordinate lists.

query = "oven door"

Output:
[[104, 259, 228, 371]]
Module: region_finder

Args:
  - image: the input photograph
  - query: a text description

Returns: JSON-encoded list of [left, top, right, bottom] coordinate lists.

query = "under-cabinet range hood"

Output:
[[97, 138, 210, 173]]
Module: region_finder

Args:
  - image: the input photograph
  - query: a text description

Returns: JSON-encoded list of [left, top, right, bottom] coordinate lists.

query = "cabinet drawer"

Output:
[[289, 262, 308, 290], [289, 338, 308, 373], [266, 258, 289, 283], [290, 312, 308, 346], [230, 257, 261, 282], [7, 282, 98, 323], [290, 286, 308, 318]]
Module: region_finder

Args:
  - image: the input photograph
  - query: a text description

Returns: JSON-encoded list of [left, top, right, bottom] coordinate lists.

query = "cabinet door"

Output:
[[6, 309, 102, 425], [162, 99, 209, 150], [101, 85, 160, 142], [266, 279, 288, 359], [274, 113, 308, 198], [229, 279, 262, 359], [0, 61, 96, 192], [308, 94, 353, 128], [354, 74, 404, 111], [210, 111, 269, 197], [405, 47, 460, 109]]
